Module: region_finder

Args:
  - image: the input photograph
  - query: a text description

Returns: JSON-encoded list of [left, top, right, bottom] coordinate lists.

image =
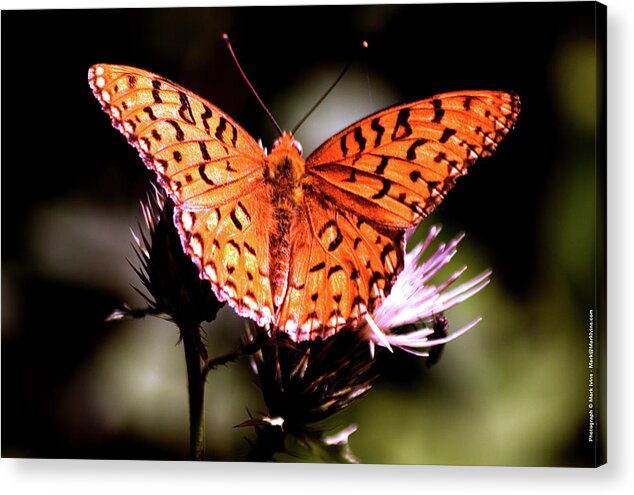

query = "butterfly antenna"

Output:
[[292, 40, 369, 135], [362, 40, 374, 107], [223, 33, 283, 136]]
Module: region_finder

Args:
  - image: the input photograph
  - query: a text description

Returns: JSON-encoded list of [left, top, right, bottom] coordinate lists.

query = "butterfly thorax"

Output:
[[264, 132, 307, 308], [264, 132, 306, 207]]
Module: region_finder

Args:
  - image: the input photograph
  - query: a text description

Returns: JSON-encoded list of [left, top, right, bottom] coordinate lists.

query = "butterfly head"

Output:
[[271, 132, 303, 157]]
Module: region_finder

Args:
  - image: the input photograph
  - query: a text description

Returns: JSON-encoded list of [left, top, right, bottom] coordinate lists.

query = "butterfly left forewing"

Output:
[[88, 64, 265, 208], [306, 90, 520, 228]]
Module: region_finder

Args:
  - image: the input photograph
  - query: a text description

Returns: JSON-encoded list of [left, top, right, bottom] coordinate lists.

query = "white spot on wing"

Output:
[[190, 236, 203, 257], [327, 314, 346, 329], [284, 318, 298, 339], [181, 211, 194, 231], [261, 306, 272, 321], [204, 263, 217, 282], [221, 284, 236, 300], [243, 294, 258, 311], [154, 159, 167, 173]]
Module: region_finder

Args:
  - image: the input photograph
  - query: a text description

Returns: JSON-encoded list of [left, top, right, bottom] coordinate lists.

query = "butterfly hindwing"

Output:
[[276, 193, 403, 341], [306, 90, 521, 228], [175, 186, 275, 327]]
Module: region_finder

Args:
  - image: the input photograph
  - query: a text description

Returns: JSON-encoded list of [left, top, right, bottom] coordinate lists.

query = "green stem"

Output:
[[181, 323, 205, 460]]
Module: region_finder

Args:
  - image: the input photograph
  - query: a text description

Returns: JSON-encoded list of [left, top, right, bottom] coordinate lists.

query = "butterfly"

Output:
[[88, 63, 520, 342]]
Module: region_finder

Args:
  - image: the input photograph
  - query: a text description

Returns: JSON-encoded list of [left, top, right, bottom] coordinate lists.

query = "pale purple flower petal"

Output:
[[364, 225, 491, 357]]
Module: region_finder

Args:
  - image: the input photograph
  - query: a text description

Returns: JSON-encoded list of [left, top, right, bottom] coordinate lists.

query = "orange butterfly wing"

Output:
[[273, 91, 520, 338], [276, 192, 403, 341], [306, 91, 521, 227], [88, 64, 275, 326]]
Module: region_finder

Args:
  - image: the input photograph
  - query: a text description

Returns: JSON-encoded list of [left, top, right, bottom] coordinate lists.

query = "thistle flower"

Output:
[[130, 189, 223, 327], [242, 326, 376, 462], [242, 225, 490, 461], [108, 189, 223, 360], [107, 188, 228, 459], [363, 225, 492, 360]]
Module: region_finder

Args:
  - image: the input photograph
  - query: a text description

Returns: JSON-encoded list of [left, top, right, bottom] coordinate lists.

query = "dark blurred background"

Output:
[[2, 3, 604, 465]]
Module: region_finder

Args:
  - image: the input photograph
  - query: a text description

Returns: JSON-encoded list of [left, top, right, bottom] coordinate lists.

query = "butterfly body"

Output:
[[89, 63, 520, 342], [263, 133, 307, 310]]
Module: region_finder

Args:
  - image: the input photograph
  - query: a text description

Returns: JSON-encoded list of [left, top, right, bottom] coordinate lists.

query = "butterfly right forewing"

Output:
[[305, 90, 521, 228]]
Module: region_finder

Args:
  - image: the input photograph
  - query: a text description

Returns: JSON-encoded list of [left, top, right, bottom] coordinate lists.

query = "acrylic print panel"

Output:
[[1, 2, 606, 466]]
